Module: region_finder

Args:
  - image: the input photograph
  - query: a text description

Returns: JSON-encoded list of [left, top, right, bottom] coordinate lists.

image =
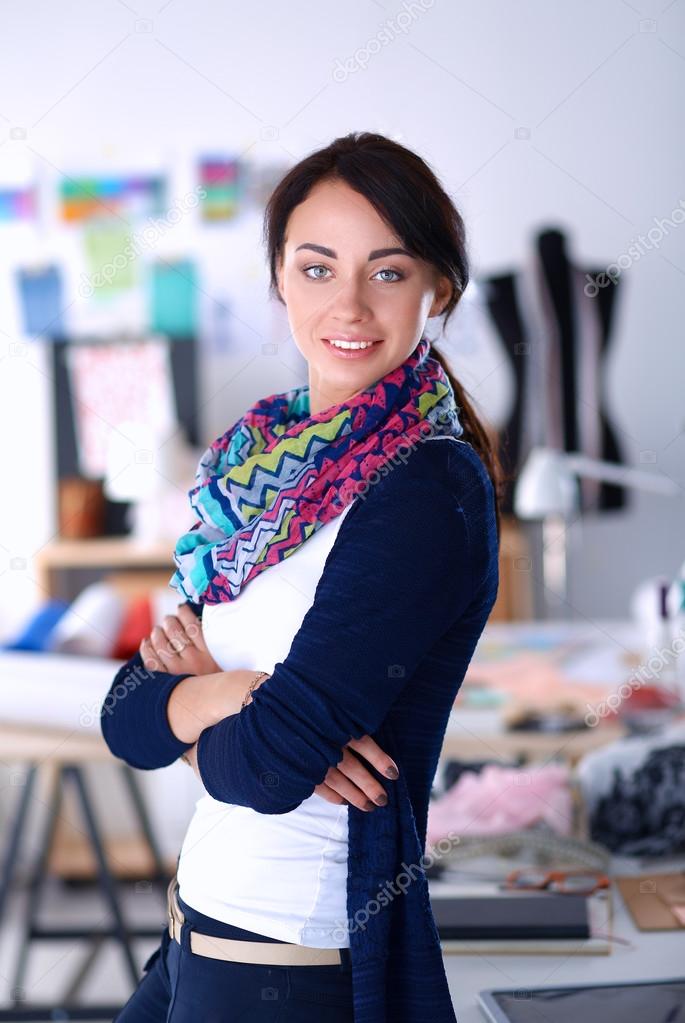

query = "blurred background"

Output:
[[0, 1, 684, 1019]]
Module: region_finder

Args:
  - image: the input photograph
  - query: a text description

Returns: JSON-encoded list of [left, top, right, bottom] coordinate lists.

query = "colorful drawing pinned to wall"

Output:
[[0, 186, 35, 221], [83, 225, 138, 297], [199, 158, 242, 221], [149, 258, 198, 337], [60, 175, 165, 223], [16, 265, 65, 338]]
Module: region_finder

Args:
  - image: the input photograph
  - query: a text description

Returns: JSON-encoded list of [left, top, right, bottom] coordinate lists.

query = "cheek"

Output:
[[284, 269, 313, 296], [378, 283, 427, 323], [281, 279, 316, 332], [284, 278, 322, 322]]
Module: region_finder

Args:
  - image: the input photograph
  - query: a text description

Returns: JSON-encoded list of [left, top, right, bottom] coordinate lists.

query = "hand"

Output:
[[166, 668, 272, 744], [313, 735, 399, 812], [140, 603, 222, 676], [178, 668, 269, 778]]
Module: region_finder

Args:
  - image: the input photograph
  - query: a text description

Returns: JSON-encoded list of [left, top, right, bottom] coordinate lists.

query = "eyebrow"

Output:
[[294, 242, 415, 260]]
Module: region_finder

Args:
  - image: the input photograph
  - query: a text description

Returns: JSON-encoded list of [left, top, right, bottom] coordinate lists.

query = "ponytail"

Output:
[[429, 343, 504, 542]]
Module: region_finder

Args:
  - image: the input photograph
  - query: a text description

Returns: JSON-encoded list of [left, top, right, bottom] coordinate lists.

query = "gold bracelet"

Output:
[[241, 670, 270, 709]]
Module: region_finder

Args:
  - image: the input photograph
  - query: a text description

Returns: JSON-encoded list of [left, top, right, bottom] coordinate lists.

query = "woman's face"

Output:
[[276, 178, 451, 414]]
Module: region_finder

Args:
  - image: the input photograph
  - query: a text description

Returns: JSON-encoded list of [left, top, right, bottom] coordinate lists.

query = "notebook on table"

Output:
[[431, 888, 611, 954]]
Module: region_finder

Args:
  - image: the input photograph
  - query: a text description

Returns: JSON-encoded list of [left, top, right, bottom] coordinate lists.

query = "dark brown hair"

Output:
[[262, 131, 503, 539]]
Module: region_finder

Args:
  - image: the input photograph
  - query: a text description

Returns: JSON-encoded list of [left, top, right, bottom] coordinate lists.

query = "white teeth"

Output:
[[327, 338, 379, 350]]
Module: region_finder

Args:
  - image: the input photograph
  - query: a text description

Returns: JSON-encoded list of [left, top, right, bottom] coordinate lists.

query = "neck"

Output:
[[308, 376, 364, 417]]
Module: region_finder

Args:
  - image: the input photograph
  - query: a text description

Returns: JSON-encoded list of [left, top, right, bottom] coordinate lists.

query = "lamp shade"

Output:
[[514, 447, 578, 519]]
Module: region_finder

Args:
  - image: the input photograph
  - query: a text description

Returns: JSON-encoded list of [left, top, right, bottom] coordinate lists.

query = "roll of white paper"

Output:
[[48, 581, 125, 658]]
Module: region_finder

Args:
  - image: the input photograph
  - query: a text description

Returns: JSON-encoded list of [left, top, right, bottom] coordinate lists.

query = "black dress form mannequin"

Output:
[[482, 227, 627, 516]]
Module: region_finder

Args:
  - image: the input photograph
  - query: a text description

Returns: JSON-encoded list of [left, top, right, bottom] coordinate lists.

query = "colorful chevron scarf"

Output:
[[168, 336, 463, 605]]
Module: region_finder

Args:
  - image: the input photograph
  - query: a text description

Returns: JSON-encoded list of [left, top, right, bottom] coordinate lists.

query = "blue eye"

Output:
[[374, 268, 404, 283], [302, 265, 405, 282], [303, 265, 331, 280]]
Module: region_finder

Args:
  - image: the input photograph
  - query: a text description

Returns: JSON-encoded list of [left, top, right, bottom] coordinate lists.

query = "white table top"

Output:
[[0, 649, 124, 732]]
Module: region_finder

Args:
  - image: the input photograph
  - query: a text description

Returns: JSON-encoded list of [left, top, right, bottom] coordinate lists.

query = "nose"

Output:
[[327, 273, 373, 322]]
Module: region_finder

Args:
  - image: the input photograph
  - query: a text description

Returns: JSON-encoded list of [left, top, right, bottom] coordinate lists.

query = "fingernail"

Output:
[[385, 766, 399, 779], [374, 793, 388, 806], [364, 800, 376, 811]]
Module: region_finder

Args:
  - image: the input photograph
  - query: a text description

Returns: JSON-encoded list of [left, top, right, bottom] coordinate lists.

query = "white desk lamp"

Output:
[[513, 446, 680, 618]]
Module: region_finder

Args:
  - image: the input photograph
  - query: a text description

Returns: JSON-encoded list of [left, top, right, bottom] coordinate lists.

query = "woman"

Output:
[[101, 131, 501, 1023]]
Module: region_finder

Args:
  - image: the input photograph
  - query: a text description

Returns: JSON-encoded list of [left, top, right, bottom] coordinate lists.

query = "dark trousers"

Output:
[[114, 894, 354, 1022]]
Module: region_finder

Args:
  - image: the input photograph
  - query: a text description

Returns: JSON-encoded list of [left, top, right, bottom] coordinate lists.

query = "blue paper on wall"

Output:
[[149, 259, 198, 338], [16, 265, 65, 338]]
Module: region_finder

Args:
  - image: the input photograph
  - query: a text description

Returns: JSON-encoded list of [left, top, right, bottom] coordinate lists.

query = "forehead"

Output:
[[284, 179, 402, 249]]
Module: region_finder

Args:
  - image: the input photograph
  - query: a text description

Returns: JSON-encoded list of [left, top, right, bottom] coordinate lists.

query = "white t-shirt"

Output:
[[176, 500, 356, 947]]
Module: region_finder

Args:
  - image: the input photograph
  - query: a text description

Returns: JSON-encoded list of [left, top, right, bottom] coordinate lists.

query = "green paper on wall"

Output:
[[150, 259, 198, 337], [83, 225, 137, 297]]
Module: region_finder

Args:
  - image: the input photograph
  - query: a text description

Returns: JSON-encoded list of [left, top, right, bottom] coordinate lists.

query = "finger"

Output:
[[162, 614, 190, 654], [139, 638, 151, 668], [149, 626, 182, 670], [346, 735, 399, 780], [150, 625, 178, 662], [155, 644, 181, 670], [313, 782, 348, 806], [176, 604, 209, 651], [323, 765, 382, 812], [335, 748, 389, 806], [150, 625, 166, 648], [139, 638, 161, 671]]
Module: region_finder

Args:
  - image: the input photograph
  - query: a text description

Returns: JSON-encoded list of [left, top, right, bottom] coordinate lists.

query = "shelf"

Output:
[[35, 536, 174, 569]]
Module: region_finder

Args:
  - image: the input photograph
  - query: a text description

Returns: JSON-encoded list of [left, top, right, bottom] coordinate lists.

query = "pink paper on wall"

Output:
[[65, 339, 176, 479]]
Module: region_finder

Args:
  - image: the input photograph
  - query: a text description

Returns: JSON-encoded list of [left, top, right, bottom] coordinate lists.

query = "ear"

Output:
[[275, 256, 285, 301], [429, 274, 452, 318]]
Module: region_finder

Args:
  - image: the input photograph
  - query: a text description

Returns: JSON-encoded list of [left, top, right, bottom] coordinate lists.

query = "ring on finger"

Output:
[[169, 636, 189, 654], [163, 615, 192, 653]]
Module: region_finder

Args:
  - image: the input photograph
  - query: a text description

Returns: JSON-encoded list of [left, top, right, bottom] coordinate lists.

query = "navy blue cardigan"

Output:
[[101, 436, 499, 1023]]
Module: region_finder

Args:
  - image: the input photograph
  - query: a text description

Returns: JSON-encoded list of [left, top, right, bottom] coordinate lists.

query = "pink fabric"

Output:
[[463, 651, 611, 709], [426, 762, 573, 847]]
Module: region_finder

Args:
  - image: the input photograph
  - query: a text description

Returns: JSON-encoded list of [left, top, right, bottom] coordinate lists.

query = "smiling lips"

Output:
[[323, 336, 384, 352]]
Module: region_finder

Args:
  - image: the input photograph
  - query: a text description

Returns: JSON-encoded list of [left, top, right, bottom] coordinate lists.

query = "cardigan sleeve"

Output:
[[100, 651, 196, 769], [99, 600, 204, 770], [195, 476, 475, 814]]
